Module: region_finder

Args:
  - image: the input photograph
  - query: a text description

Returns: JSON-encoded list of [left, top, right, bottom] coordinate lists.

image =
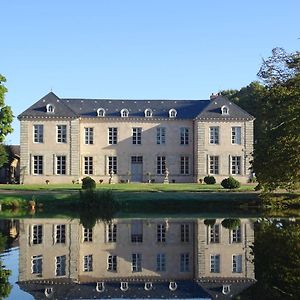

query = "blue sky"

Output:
[[1, 0, 299, 144]]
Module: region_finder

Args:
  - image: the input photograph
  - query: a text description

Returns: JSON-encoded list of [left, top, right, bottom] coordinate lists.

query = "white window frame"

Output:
[[157, 224, 166, 243], [55, 255, 66, 276], [33, 124, 44, 143], [83, 227, 93, 242], [231, 156, 241, 175], [232, 127, 242, 145], [180, 224, 190, 242], [33, 155, 43, 175], [84, 127, 94, 145], [180, 128, 189, 145], [106, 223, 117, 242], [107, 255, 117, 272], [108, 156, 117, 174], [209, 156, 219, 175], [120, 108, 129, 117], [210, 127, 219, 144], [132, 127, 142, 145], [84, 156, 93, 175], [132, 253, 142, 272], [221, 105, 229, 115], [231, 225, 242, 243], [156, 127, 166, 145], [169, 109, 177, 118], [156, 253, 166, 272], [180, 156, 189, 175], [180, 253, 190, 272], [232, 254, 243, 273], [83, 255, 93, 272], [31, 225, 43, 245], [46, 103, 55, 113], [210, 254, 220, 273], [31, 255, 43, 275], [210, 224, 220, 243], [97, 108, 105, 117], [144, 108, 153, 117], [108, 127, 118, 145], [157, 156, 166, 175], [57, 125, 67, 143], [56, 155, 66, 175], [55, 224, 66, 244]]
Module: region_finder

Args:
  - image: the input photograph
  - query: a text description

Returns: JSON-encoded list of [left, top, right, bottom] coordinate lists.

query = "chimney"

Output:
[[210, 93, 219, 100]]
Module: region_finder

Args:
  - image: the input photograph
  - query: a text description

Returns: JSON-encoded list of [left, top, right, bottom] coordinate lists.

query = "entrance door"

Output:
[[131, 156, 143, 182]]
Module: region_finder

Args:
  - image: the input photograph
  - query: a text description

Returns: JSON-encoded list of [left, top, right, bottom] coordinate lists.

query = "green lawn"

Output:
[[0, 182, 256, 192]]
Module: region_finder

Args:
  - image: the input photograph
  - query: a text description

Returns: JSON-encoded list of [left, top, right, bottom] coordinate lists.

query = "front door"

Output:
[[131, 156, 143, 182]]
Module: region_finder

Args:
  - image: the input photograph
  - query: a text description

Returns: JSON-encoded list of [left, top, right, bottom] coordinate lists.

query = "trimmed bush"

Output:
[[204, 219, 216, 227], [82, 176, 96, 190], [204, 176, 216, 185], [221, 218, 241, 230], [221, 176, 240, 189]]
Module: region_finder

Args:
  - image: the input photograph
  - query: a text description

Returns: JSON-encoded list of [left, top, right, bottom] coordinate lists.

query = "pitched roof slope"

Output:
[[18, 93, 254, 120]]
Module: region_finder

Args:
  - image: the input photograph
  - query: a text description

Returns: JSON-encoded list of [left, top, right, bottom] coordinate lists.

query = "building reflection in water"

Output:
[[17, 218, 255, 299]]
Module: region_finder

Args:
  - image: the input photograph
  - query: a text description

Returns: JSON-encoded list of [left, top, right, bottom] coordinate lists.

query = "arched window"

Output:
[[221, 105, 229, 115], [97, 108, 105, 117], [96, 282, 105, 292], [46, 104, 55, 113], [144, 282, 153, 291], [120, 108, 129, 117], [144, 108, 153, 117], [169, 281, 177, 291], [169, 109, 177, 118], [120, 282, 128, 291]]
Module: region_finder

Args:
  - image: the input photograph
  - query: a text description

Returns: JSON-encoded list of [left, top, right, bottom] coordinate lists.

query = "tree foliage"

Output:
[[222, 48, 300, 191], [0, 75, 13, 143]]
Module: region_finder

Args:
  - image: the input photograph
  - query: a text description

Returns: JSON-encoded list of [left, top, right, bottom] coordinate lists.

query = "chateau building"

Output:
[[18, 92, 254, 184]]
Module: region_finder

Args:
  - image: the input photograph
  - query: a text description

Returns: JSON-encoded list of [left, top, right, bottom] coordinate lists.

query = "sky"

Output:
[[1, 0, 299, 144]]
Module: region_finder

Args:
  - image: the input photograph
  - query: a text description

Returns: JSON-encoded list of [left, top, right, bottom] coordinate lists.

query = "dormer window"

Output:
[[169, 282, 177, 291], [144, 108, 153, 117], [120, 282, 128, 291], [120, 108, 129, 117], [46, 104, 55, 113], [97, 108, 105, 117], [169, 109, 177, 118], [221, 105, 229, 115]]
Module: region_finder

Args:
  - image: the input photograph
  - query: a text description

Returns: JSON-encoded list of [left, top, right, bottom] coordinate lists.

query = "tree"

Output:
[[0, 75, 13, 143]]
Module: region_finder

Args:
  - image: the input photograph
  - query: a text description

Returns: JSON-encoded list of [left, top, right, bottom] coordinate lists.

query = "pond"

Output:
[[0, 213, 299, 300]]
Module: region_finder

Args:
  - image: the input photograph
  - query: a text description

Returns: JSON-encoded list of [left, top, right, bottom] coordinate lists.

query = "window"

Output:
[[180, 253, 189, 272], [31, 255, 43, 275], [209, 156, 219, 175], [108, 127, 118, 144], [132, 253, 142, 272], [231, 226, 242, 243], [180, 156, 189, 175], [221, 105, 229, 115], [84, 156, 93, 175], [157, 224, 166, 243], [144, 108, 153, 117], [180, 128, 189, 145], [232, 255, 242, 273], [57, 125, 67, 143], [131, 220, 143, 243], [132, 127, 142, 145], [56, 155, 66, 175], [120, 108, 129, 117], [210, 254, 220, 273], [32, 225, 43, 244], [83, 228, 93, 242], [106, 223, 117, 242], [181, 224, 190, 242], [33, 155, 43, 175], [231, 156, 241, 175], [55, 224, 66, 244], [46, 103, 55, 113], [83, 255, 93, 272], [97, 108, 105, 117], [210, 224, 220, 243], [85, 127, 94, 145], [56, 255, 66, 276], [33, 125, 44, 143], [169, 109, 177, 118], [156, 127, 166, 144], [210, 127, 219, 144], [157, 156, 166, 175], [232, 127, 241, 144], [156, 253, 166, 272], [107, 255, 117, 272], [108, 156, 117, 174]]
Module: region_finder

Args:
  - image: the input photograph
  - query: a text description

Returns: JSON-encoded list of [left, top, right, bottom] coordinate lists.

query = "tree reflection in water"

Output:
[[0, 233, 12, 299]]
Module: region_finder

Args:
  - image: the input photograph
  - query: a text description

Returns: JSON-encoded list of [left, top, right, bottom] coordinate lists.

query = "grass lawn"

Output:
[[0, 182, 256, 192]]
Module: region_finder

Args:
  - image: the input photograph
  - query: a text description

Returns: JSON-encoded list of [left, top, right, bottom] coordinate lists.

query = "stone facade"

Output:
[[18, 92, 254, 184]]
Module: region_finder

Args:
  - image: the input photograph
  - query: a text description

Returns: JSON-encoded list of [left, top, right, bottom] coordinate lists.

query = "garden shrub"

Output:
[[204, 175, 216, 184], [82, 176, 96, 190], [221, 176, 240, 189], [221, 218, 241, 230], [204, 219, 216, 227]]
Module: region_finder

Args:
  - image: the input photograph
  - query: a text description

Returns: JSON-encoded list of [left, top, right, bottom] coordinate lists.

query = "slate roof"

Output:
[[18, 280, 212, 300], [18, 92, 254, 121]]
